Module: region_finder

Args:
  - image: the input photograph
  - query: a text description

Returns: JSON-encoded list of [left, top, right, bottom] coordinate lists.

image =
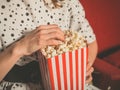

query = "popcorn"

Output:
[[41, 30, 87, 58]]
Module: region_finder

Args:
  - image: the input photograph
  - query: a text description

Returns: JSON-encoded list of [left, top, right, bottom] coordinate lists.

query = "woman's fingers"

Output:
[[87, 61, 92, 71], [39, 27, 64, 35], [41, 32, 64, 41], [86, 67, 94, 77], [36, 24, 65, 41], [38, 34, 64, 48], [36, 25, 65, 47], [86, 74, 93, 83], [46, 39, 63, 46], [37, 24, 58, 30], [86, 66, 94, 83]]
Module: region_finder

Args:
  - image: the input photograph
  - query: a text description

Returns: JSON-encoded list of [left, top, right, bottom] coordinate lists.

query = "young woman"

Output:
[[0, 0, 98, 89]]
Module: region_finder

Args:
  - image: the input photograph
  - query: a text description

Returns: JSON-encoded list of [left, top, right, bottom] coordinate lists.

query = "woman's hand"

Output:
[[86, 62, 94, 83], [15, 24, 65, 56]]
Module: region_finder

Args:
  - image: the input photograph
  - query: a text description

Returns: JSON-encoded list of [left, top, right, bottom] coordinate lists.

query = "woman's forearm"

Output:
[[0, 24, 65, 81], [0, 43, 22, 81], [88, 40, 98, 66]]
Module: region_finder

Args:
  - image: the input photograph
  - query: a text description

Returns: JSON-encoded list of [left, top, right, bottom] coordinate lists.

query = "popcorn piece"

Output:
[[41, 30, 87, 58]]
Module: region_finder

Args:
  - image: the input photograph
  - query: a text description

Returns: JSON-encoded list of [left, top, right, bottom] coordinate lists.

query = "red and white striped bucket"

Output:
[[38, 47, 88, 90]]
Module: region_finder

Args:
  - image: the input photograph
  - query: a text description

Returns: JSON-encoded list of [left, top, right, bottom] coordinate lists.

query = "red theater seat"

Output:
[[105, 50, 120, 68], [80, 0, 120, 90]]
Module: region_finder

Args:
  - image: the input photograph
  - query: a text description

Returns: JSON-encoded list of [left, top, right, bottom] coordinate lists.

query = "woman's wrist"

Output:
[[10, 42, 24, 59]]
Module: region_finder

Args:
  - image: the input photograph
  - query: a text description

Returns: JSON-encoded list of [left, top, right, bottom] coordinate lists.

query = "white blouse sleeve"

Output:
[[69, 0, 96, 44]]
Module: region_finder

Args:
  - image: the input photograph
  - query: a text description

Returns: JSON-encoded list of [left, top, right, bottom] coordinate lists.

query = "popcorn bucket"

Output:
[[38, 47, 88, 90]]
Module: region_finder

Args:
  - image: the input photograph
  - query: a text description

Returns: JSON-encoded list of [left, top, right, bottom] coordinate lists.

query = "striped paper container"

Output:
[[38, 47, 88, 90]]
